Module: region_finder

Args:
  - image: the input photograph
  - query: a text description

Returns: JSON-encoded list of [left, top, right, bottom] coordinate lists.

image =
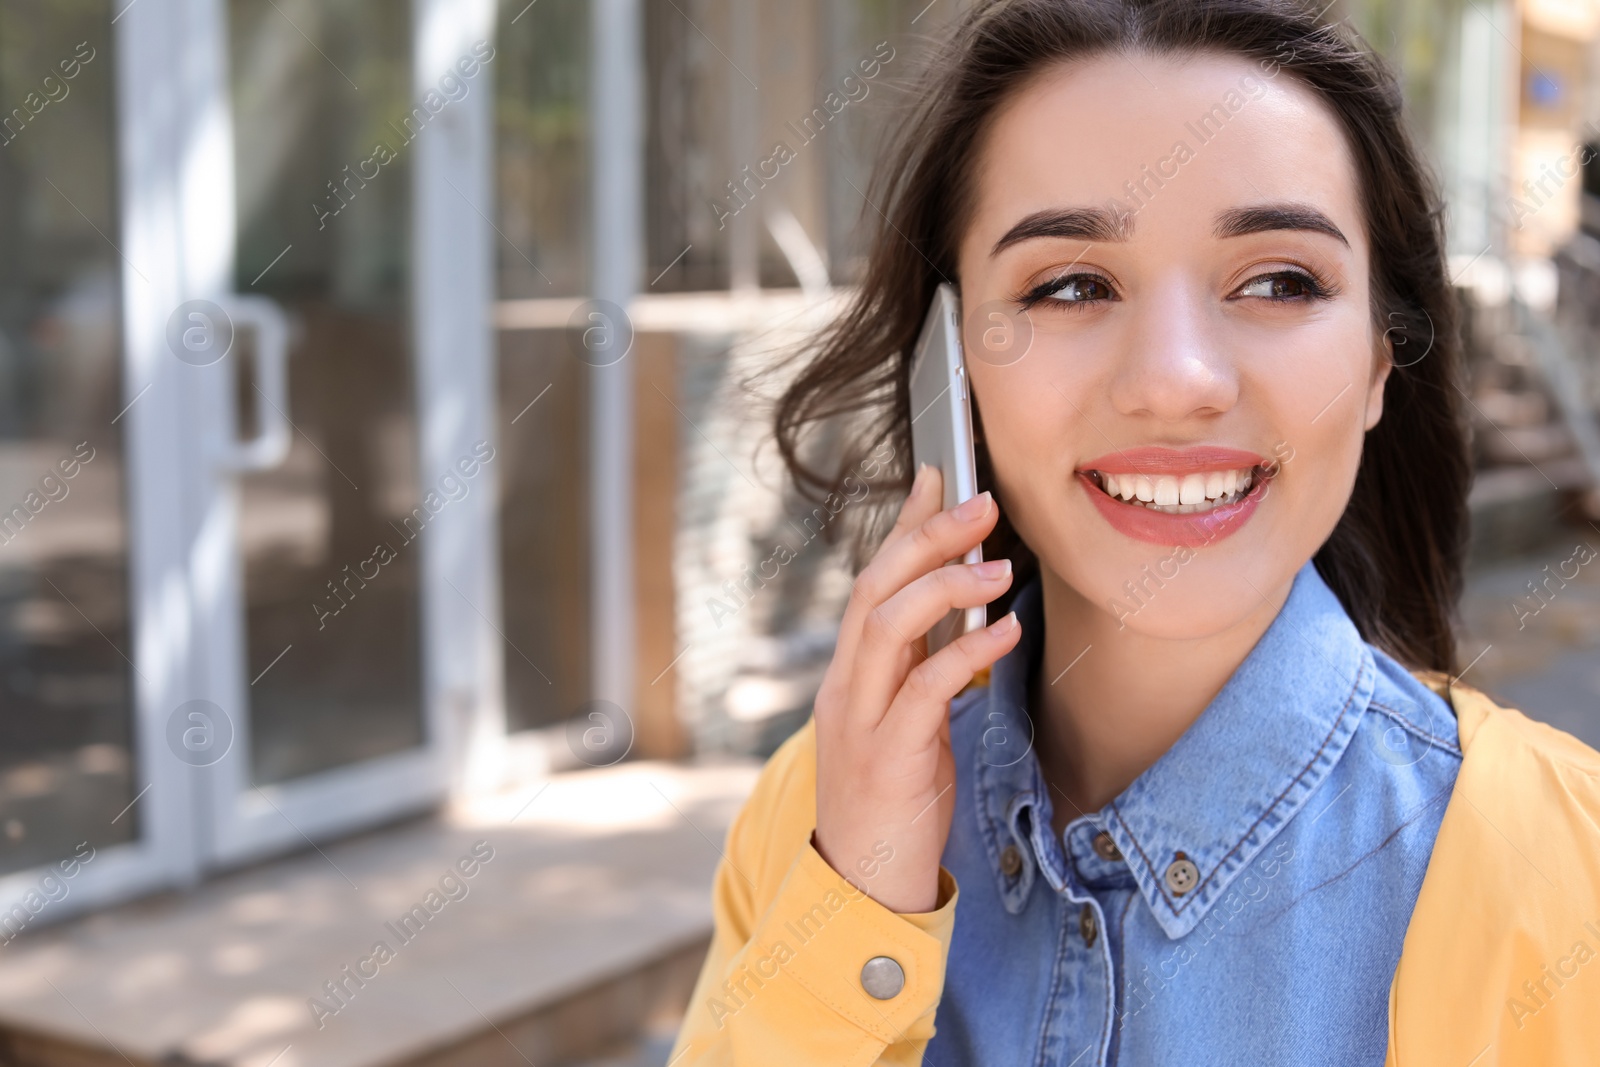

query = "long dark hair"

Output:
[[771, 0, 1471, 673]]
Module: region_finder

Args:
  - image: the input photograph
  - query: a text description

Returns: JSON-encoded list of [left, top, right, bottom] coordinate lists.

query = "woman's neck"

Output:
[[1028, 563, 1292, 837]]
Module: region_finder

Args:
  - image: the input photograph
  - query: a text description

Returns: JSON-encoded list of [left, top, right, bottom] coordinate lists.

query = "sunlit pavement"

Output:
[[0, 761, 759, 1067], [1457, 527, 1600, 751], [563, 1033, 677, 1067]]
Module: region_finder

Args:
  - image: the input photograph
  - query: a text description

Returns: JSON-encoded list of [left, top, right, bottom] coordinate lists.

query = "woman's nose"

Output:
[[1106, 280, 1240, 421]]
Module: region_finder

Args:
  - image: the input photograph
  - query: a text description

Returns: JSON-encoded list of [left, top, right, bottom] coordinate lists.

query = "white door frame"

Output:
[[411, 0, 507, 796]]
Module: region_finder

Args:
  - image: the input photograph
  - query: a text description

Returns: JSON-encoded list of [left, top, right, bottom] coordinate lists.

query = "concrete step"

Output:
[[0, 759, 759, 1067]]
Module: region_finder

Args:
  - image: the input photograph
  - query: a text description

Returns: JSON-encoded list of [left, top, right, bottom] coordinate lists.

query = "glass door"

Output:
[[195, 0, 434, 862], [0, 0, 503, 918], [177, 0, 503, 867], [0, 0, 200, 917]]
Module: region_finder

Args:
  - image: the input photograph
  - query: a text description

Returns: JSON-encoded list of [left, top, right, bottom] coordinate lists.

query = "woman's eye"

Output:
[[1235, 271, 1325, 301], [1027, 273, 1115, 309]]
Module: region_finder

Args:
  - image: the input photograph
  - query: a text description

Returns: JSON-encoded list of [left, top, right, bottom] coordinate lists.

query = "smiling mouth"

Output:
[[1083, 464, 1268, 515]]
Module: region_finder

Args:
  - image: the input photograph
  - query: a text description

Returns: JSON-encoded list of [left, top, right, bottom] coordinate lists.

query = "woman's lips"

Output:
[[1076, 446, 1272, 547]]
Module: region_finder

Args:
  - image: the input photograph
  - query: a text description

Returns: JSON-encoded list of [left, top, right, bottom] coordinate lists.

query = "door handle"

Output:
[[217, 294, 292, 472]]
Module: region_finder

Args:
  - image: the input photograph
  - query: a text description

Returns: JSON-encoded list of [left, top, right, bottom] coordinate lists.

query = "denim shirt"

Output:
[[925, 560, 1463, 1067]]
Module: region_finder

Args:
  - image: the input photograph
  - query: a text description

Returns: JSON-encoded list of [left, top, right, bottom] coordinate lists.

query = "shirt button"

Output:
[[999, 843, 1023, 876], [860, 956, 905, 999], [1079, 903, 1098, 947], [1092, 831, 1122, 862], [1164, 853, 1200, 895]]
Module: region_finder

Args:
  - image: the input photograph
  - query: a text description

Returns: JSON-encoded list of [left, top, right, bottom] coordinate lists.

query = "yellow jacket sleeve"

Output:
[[668, 720, 959, 1066]]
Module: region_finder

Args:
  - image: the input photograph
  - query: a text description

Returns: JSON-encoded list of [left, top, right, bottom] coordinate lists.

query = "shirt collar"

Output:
[[968, 559, 1375, 938]]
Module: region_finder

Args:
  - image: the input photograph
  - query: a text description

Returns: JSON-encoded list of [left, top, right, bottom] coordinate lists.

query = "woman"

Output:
[[671, 2, 1600, 1064]]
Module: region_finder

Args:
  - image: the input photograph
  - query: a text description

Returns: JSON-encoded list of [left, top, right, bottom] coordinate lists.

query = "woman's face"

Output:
[[957, 50, 1390, 639]]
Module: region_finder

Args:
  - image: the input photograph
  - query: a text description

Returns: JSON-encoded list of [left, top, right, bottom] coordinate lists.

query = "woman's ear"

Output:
[[1363, 326, 1395, 431]]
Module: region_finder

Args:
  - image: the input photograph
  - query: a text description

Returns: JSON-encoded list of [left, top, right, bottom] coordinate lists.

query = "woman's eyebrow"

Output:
[[989, 206, 1131, 256], [1214, 203, 1349, 247]]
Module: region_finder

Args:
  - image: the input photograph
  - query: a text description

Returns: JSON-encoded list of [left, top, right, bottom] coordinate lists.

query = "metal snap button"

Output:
[[860, 955, 905, 999], [999, 843, 1023, 877], [1092, 831, 1122, 862], [1164, 853, 1200, 895], [1079, 903, 1098, 947]]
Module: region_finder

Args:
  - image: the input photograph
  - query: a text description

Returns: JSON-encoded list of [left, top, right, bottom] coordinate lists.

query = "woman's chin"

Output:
[[1042, 537, 1297, 641]]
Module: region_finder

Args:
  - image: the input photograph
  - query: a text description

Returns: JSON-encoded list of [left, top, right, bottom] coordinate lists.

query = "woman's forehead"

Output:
[[965, 50, 1366, 259]]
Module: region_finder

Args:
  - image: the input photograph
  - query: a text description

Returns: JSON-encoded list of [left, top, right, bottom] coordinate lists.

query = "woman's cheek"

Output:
[[1269, 425, 1363, 559], [979, 416, 1034, 526], [973, 371, 1058, 513]]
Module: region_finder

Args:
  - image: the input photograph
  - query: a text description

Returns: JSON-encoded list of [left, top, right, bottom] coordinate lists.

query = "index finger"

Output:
[[830, 464, 945, 671]]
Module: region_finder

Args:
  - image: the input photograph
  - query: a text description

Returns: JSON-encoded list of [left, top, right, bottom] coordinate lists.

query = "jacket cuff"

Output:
[[750, 841, 959, 1045]]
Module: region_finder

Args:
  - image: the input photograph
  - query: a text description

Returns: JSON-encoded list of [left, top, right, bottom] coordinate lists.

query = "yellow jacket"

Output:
[[669, 672, 1600, 1065]]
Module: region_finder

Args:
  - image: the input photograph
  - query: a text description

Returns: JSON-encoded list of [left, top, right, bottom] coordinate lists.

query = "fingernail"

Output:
[[953, 491, 992, 521], [972, 558, 1011, 581], [991, 611, 1018, 634], [912, 462, 933, 497]]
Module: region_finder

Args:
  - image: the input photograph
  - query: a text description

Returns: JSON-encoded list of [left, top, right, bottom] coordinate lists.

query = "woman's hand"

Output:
[[812, 464, 1021, 914]]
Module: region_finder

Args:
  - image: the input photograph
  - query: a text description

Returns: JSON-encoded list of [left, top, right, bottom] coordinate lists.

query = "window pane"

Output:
[[230, 0, 424, 784], [495, 0, 592, 733], [0, 0, 135, 876]]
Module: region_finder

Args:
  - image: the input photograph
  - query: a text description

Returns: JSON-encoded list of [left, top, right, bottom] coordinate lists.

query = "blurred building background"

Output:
[[0, 0, 1596, 1064]]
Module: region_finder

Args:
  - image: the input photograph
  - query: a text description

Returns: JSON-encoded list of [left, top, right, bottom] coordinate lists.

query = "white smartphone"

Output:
[[908, 282, 986, 655]]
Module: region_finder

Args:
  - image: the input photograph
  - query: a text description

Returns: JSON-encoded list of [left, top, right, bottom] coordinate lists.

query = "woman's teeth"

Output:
[[1091, 467, 1258, 514]]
